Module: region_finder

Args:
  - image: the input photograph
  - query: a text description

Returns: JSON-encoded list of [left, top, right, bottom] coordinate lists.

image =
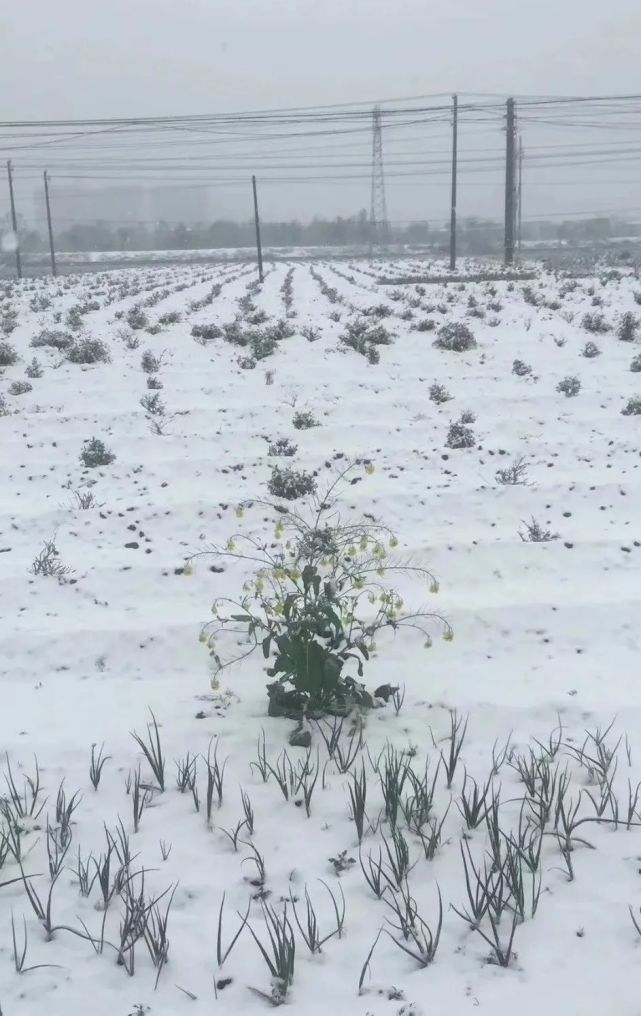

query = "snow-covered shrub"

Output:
[[66, 338, 110, 364], [519, 518, 559, 542], [31, 328, 73, 350], [268, 465, 317, 501], [557, 376, 581, 397], [191, 323, 222, 343], [341, 318, 393, 359], [581, 312, 609, 334], [512, 359, 532, 376], [301, 326, 321, 342], [141, 349, 160, 373], [147, 374, 163, 389], [9, 380, 32, 395], [617, 312, 638, 343], [621, 396, 641, 416], [0, 341, 18, 366], [415, 319, 436, 332], [630, 354, 641, 372], [268, 437, 298, 457], [25, 357, 43, 378], [582, 341, 601, 358], [127, 305, 149, 330], [446, 418, 475, 448], [158, 310, 181, 326], [434, 322, 477, 352], [293, 410, 319, 430], [429, 383, 451, 404], [80, 438, 115, 468]]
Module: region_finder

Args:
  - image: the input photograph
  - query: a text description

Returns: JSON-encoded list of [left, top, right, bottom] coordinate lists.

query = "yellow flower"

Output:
[[359, 536, 368, 550], [226, 538, 235, 552], [430, 581, 439, 594], [443, 630, 454, 642], [183, 563, 193, 576], [210, 677, 221, 691], [424, 639, 432, 649], [198, 632, 207, 643], [376, 568, 385, 577], [364, 463, 375, 475], [235, 506, 244, 519], [389, 536, 399, 549]]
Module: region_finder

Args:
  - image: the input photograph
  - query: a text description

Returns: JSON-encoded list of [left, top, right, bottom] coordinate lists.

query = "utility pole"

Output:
[[517, 136, 524, 257], [6, 160, 22, 279], [504, 98, 517, 266], [43, 171, 57, 277], [252, 174, 264, 283], [449, 93, 458, 272]]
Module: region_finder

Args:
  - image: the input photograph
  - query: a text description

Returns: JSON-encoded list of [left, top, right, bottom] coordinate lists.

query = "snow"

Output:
[[1, 257, 641, 1016]]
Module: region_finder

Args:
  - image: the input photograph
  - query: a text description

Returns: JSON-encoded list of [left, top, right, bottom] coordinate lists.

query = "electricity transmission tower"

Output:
[[369, 106, 389, 250]]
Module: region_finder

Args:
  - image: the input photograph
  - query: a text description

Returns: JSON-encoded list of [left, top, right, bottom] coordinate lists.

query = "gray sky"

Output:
[[2, 0, 641, 227]]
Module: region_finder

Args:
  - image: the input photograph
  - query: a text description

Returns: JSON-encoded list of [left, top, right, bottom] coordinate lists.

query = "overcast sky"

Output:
[[2, 0, 641, 227], [1, 0, 640, 118]]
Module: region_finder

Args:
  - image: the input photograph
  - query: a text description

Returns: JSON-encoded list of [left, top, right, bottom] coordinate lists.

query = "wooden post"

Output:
[[6, 160, 22, 279], [252, 175, 264, 283], [43, 171, 57, 277], [504, 98, 517, 266], [449, 94, 458, 271]]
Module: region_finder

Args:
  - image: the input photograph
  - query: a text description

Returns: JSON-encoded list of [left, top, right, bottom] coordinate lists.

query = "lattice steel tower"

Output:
[[370, 106, 389, 249]]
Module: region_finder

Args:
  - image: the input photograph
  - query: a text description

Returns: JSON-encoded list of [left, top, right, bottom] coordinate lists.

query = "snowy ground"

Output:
[[1, 257, 641, 1016]]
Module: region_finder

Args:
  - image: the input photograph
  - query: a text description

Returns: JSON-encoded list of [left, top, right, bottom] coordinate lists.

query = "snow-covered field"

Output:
[[1, 256, 641, 1016]]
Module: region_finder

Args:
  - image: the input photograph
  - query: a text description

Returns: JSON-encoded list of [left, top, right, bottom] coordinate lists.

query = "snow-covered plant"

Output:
[[191, 466, 450, 718], [80, 438, 115, 468], [428, 383, 451, 404], [617, 312, 639, 342], [445, 418, 475, 449], [512, 359, 532, 377], [621, 396, 641, 416], [556, 376, 581, 397], [582, 341, 601, 358], [434, 322, 477, 352], [66, 337, 110, 364], [268, 466, 317, 501], [9, 380, 32, 396], [25, 357, 43, 378], [630, 354, 641, 372], [581, 312, 609, 334], [292, 410, 319, 430], [0, 341, 18, 366]]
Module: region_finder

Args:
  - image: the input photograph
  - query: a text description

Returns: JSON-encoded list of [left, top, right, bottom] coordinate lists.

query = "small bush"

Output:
[[496, 456, 529, 485], [293, 410, 319, 430], [434, 322, 477, 352], [268, 466, 317, 501], [621, 396, 641, 416], [268, 437, 298, 457], [512, 359, 532, 376], [25, 357, 43, 378], [30, 538, 72, 578], [141, 349, 160, 373], [66, 338, 110, 364], [582, 341, 601, 358], [0, 341, 18, 366], [147, 374, 163, 389], [519, 518, 559, 542], [617, 312, 639, 343], [31, 329, 73, 350], [459, 409, 476, 424], [429, 383, 452, 404], [80, 438, 115, 468], [140, 392, 166, 415], [630, 354, 641, 372], [191, 323, 222, 344], [0, 395, 9, 417], [9, 380, 32, 396], [158, 310, 181, 326], [415, 318, 436, 332], [301, 325, 321, 342], [557, 376, 581, 397], [127, 305, 149, 331], [581, 312, 609, 334], [341, 318, 393, 359], [446, 418, 475, 449]]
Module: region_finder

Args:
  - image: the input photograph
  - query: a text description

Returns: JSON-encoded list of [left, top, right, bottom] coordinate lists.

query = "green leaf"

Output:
[[262, 636, 272, 659]]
